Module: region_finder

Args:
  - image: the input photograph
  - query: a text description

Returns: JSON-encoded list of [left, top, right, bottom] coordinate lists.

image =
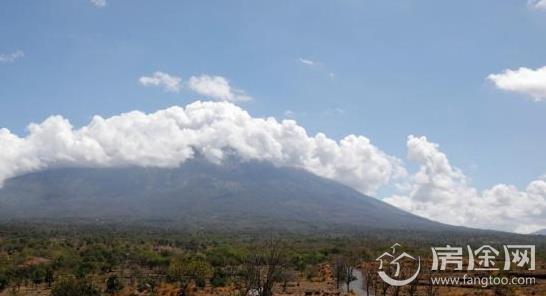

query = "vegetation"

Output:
[[51, 276, 100, 296], [0, 222, 543, 295]]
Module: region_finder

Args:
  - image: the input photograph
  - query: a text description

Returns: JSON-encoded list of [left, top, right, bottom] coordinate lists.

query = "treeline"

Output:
[[0, 226, 367, 295], [0, 223, 544, 295]]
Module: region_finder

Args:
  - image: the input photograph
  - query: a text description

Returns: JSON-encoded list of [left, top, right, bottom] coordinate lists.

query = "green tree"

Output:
[[210, 268, 228, 287], [186, 258, 213, 287], [0, 271, 8, 291], [51, 276, 100, 296], [30, 265, 46, 286], [45, 267, 54, 288], [105, 275, 123, 294], [168, 256, 212, 288]]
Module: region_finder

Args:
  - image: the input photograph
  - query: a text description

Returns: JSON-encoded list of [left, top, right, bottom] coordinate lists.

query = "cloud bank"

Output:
[[488, 66, 546, 102], [0, 101, 401, 196], [1, 102, 543, 233], [384, 136, 546, 234]]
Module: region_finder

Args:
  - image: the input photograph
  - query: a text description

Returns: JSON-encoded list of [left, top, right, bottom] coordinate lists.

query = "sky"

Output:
[[1, 0, 546, 233]]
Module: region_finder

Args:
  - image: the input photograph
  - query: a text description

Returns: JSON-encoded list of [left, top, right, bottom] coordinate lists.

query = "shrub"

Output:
[[210, 268, 228, 287], [51, 276, 100, 296], [0, 272, 8, 291]]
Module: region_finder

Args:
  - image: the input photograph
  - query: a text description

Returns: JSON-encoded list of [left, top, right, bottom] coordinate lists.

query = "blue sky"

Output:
[[1, 0, 546, 194]]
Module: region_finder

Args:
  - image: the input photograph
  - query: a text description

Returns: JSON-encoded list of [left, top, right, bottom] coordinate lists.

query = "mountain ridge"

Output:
[[533, 228, 546, 235], [0, 160, 454, 232]]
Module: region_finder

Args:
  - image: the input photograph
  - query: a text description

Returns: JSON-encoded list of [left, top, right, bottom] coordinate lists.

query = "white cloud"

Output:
[[2, 102, 543, 233], [299, 58, 318, 66], [384, 136, 546, 233], [139, 71, 182, 93], [188, 75, 252, 102], [529, 0, 546, 10], [90, 0, 106, 7], [0, 50, 24, 63], [487, 66, 546, 102], [138, 72, 251, 102], [0, 101, 402, 195]]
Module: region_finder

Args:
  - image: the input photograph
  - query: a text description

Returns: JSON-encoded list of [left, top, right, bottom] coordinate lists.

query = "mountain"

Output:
[[533, 228, 546, 235], [0, 159, 451, 232]]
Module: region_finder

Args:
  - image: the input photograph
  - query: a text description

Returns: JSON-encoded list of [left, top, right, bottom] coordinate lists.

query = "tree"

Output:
[[406, 260, 419, 296], [260, 240, 286, 296], [362, 264, 375, 295], [105, 275, 123, 294], [210, 268, 229, 287], [333, 255, 357, 292], [45, 267, 54, 288], [342, 258, 356, 293], [238, 254, 261, 296], [51, 276, 100, 296], [168, 256, 213, 288], [186, 258, 213, 288], [237, 239, 287, 296], [0, 271, 8, 291], [333, 256, 346, 289], [30, 267, 45, 286], [168, 256, 186, 285]]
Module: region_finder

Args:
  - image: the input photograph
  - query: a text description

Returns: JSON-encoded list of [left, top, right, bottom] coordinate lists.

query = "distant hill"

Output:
[[0, 159, 454, 232], [533, 228, 546, 235]]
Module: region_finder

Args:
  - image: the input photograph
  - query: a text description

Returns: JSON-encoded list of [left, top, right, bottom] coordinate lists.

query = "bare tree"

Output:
[[332, 255, 358, 294], [406, 260, 419, 296], [261, 240, 286, 296], [237, 239, 287, 296], [342, 260, 356, 293], [363, 265, 375, 295], [238, 254, 262, 296], [333, 256, 345, 290]]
